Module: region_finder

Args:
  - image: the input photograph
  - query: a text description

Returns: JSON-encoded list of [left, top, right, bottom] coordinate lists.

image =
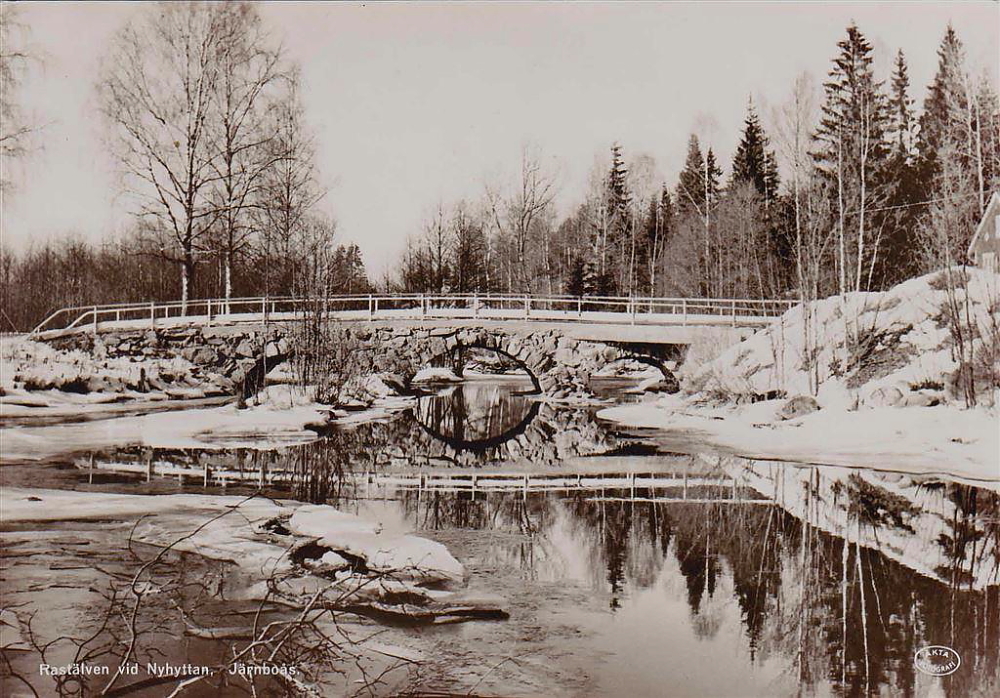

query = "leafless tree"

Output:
[[207, 3, 289, 307], [0, 4, 40, 192], [486, 144, 557, 292], [98, 2, 232, 311], [254, 69, 325, 298]]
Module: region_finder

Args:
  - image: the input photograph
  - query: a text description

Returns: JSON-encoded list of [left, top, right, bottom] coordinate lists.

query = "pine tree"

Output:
[[730, 98, 780, 207], [813, 22, 892, 292]]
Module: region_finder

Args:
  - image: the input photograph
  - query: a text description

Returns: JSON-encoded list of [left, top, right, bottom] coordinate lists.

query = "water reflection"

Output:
[[67, 380, 1000, 696], [360, 460, 1000, 697], [413, 380, 539, 446]]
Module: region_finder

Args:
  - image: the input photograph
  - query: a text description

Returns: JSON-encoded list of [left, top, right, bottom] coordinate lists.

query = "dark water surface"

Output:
[[2, 378, 998, 697]]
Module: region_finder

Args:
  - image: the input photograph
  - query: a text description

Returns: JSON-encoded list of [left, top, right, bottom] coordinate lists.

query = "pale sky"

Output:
[[2, 1, 998, 276]]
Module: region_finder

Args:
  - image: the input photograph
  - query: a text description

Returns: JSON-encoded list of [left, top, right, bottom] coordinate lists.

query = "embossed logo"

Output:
[[914, 646, 961, 676]]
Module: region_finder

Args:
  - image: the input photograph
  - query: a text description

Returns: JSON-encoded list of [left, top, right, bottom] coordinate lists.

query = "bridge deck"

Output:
[[31, 293, 795, 340], [35, 308, 770, 344]]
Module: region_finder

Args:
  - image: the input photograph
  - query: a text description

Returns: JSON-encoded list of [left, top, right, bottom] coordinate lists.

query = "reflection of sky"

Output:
[[593, 566, 794, 698]]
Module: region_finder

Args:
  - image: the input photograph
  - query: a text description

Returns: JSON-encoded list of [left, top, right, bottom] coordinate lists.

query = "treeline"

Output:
[[0, 3, 373, 331], [397, 22, 999, 301], [0, 232, 370, 332]]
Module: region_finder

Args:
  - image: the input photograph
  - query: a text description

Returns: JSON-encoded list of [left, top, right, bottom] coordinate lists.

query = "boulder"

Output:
[[865, 385, 905, 408], [903, 390, 942, 407], [778, 395, 820, 420], [181, 346, 218, 365], [637, 374, 680, 394], [235, 339, 256, 358]]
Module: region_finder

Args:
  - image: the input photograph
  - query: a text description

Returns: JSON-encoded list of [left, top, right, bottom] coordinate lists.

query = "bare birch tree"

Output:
[[99, 2, 231, 310], [486, 144, 557, 292], [208, 3, 289, 306], [253, 69, 325, 297], [0, 4, 40, 192]]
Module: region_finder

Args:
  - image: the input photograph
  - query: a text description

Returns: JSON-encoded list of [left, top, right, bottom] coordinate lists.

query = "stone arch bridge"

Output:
[[46, 319, 715, 400]]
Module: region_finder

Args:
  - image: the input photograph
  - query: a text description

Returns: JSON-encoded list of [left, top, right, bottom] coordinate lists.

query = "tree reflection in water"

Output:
[[386, 461, 998, 697], [89, 383, 999, 696]]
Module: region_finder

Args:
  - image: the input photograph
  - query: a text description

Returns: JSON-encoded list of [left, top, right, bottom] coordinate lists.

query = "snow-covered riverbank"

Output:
[[600, 268, 1000, 485], [599, 397, 999, 485], [0, 384, 413, 462]]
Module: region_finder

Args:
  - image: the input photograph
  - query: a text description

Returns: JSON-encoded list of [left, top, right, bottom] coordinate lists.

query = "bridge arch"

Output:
[[41, 320, 694, 400], [413, 397, 542, 454]]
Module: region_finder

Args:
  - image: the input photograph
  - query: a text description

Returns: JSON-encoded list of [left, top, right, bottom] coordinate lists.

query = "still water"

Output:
[[4, 378, 999, 697]]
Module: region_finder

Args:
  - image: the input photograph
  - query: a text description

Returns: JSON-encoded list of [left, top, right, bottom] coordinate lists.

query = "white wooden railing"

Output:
[[30, 293, 799, 338]]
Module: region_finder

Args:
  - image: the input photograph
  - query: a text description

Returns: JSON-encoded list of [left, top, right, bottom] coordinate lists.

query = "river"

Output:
[[2, 376, 998, 697]]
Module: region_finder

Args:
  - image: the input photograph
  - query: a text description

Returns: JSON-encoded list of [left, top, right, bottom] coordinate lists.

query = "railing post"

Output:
[[731, 299, 737, 327], [92, 306, 98, 334], [420, 293, 426, 318], [262, 297, 267, 320], [524, 295, 530, 319], [368, 294, 373, 318], [374, 297, 379, 315], [150, 301, 155, 329], [473, 293, 479, 319], [207, 298, 212, 325], [577, 297, 582, 316], [630, 298, 636, 325], [681, 298, 687, 326]]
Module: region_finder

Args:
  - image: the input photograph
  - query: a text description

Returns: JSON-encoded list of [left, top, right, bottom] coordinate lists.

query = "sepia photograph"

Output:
[[1, 1, 998, 696]]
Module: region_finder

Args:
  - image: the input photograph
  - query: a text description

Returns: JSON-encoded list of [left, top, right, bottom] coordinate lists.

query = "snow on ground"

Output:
[[0, 384, 413, 461], [0, 487, 281, 523], [288, 505, 465, 584], [2, 487, 468, 598], [0, 397, 322, 461], [411, 366, 463, 383], [598, 269, 1000, 484], [687, 267, 1000, 406], [599, 398, 999, 484]]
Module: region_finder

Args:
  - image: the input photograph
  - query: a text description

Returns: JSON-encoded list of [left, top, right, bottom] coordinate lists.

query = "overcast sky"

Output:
[[2, 1, 998, 276]]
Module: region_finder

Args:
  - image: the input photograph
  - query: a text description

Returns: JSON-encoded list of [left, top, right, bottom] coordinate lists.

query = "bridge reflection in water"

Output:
[[80, 380, 1000, 697]]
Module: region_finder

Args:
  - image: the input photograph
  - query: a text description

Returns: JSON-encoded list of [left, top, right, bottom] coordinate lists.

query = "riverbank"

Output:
[[598, 397, 999, 486], [599, 268, 1000, 485], [0, 384, 415, 462]]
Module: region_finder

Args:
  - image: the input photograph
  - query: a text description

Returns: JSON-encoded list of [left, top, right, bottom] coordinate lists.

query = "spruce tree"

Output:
[[813, 22, 892, 292], [730, 98, 780, 207], [705, 148, 723, 207], [877, 48, 921, 285], [565, 256, 587, 296], [676, 135, 706, 215], [607, 143, 631, 217], [889, 50, 915, 161], [917, 25, 968, 189]]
